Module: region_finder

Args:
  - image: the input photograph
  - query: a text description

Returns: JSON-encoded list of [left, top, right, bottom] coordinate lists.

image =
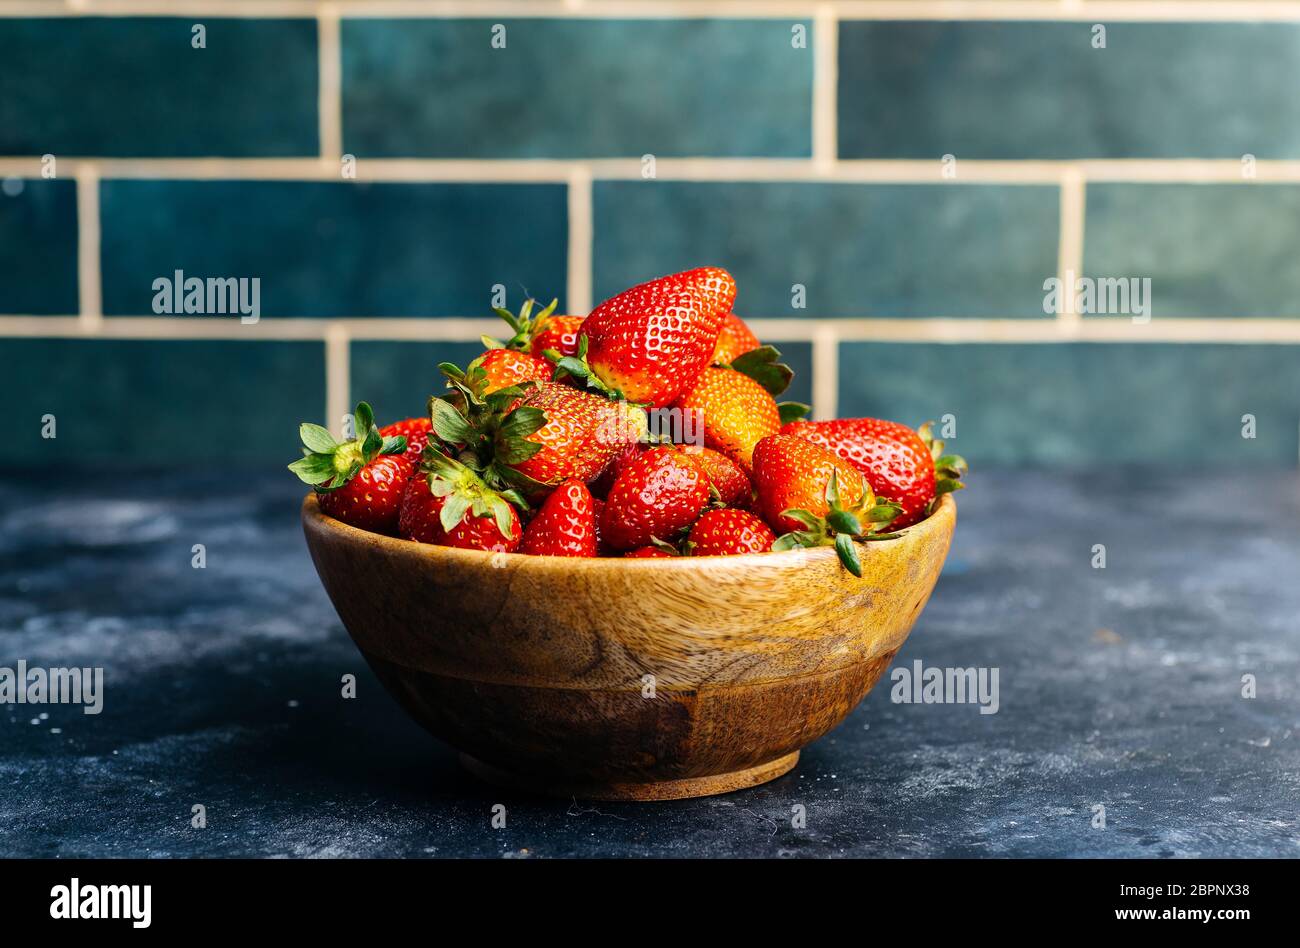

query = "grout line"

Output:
[[812, 4, 838, 174], [566, 165, 594, 315], [811, 323, 839, 419], [11, 157, 1300, 184], [325, 323, 350, 433], [317, 5, 343, 164], [15, 2, 1300, 23], [1056, 167, 1085, 335], [75, 164, 102, 331], [7, 316, 1300, 343]]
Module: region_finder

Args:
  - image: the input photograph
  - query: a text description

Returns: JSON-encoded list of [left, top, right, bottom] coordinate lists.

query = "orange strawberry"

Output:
[[781, 418, 967, 528], [553, 267, 735, 408], [751, 434, 901, 576], [288, 401, 413, 534], [473, 348, 552, 394], [687, 509, 775, 556], [712, 312, 761, 365], [601, 446, 710, 552], [673, 367, 781, 474], [398, 452, 521, 551], [518, 478, 598, 557], [511, 382, 647, 487], [684, 446, 752, 509]]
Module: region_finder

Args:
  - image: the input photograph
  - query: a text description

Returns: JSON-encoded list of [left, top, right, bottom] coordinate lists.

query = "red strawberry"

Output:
[[555, 267, 735, 408], [398, 455, 521, 552], [781, 418, 966, 529], [380, 416, 432, 464], [474, 348, 552, 394], [489, 296, 584, 359], [687, 508, 776, 556], [673, 367, 781, 474], [518, 478, 598, 557], [712, 312, 761, 365], [592, 496, 610, 555], [624, 545, 676, 559], [684, 446, 752, 508], [590, 441, 646, 499], [751, 434, 901, 575], [289, 402, 413, 534], [601, 446, 710, 551], [530, 314, 585, 359]]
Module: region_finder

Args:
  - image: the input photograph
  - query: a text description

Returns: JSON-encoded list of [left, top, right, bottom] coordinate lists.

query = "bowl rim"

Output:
[[302, 491, 955, 573]]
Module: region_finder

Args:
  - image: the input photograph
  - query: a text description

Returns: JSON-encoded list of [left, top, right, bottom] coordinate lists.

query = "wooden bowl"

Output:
[[302, 493, 956, 801]]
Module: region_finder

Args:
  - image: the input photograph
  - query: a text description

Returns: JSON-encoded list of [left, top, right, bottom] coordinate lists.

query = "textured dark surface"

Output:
[[1, 468, 1297, 858]]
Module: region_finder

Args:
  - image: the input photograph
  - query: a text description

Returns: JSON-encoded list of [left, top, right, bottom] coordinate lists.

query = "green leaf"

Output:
[[439, 492, 472, 533], [554, 356, 590, 378], [496, 438, 544, 466], [353, 402, 375, 435], [287, 454, 335, 485], [430, 398, 474, 445], [298, 423, 338, 454], [499, 406, 547, 441], [489, 496, 515, 540], [835, 533, 863, 577], [494, 463, 553, 496], [481, 334, 506, 350], [935, 478, 966, 496], [777, 402, 811, 424], [380, 435, 407, 455], [866, 503, 901, 523], [827, 508, 862, 537], [729, 345, 794, 397], [861, 532, 902, 542], [771, 532, 809, 552], [779, 508, 821, 531]]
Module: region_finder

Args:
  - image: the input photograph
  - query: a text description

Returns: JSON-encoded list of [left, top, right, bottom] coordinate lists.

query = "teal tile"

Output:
[[593, 182, 1057, 317], [1086, 185, 1300, 318], [838, 343, 1300, 464], [7, 339, 324, 465], [100, 181, 568, 317], [839, 22, 1300, 159], [0, 18, 317, 157], [0, 178, 77, 314], [351, 341, 484, 426], [343, 18, 812, 158]]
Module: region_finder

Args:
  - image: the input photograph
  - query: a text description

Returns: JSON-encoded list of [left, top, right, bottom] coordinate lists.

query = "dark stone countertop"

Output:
[[1, 468, 1297, 858]]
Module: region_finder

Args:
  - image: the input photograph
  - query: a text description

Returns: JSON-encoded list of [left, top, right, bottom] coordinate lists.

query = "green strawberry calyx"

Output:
[[725, 345, 795, 398], [543, 334, 647, 406], [420, 449, 519, 540], [770, 470, 903, 577], [918, 420, 970, 514], [427, 362, 551, 502], [485, 296, 560, 352], [288, 401, 406, 492]]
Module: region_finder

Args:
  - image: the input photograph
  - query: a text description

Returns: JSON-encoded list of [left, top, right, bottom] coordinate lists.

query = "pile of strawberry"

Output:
[[290, 267, 967, 575]]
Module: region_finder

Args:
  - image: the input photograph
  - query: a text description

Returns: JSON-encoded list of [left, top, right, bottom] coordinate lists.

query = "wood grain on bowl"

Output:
[[302, 493, 955, 800]]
